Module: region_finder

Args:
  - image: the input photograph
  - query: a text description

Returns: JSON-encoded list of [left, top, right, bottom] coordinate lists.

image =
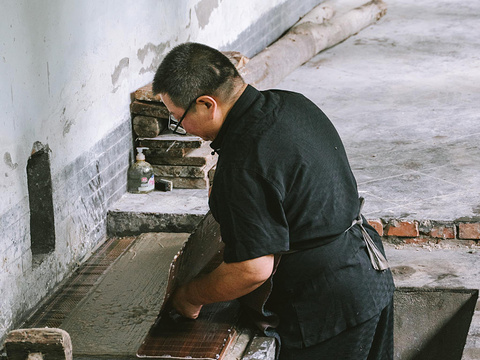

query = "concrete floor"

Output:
[[277, 0, 480, 222]]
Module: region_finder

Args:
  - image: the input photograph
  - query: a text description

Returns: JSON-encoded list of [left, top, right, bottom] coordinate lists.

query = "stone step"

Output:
[[158, 175, 210, 190], [153, 150, 217, 177], [107, 190, 209, 236], [130, 99, 169, 119], [138, 133, 204, 150], [147, 142, 217, 166]]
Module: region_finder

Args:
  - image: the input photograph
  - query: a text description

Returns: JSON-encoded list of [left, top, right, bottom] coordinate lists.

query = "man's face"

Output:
[[160, 93, 219, 141]]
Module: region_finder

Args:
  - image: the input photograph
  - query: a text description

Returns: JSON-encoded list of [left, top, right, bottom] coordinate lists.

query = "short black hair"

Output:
[[153, 42, 242, 109]]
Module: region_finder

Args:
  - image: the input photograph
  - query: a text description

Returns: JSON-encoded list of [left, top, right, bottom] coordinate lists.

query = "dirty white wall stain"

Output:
[[195, 0, 220, 29]]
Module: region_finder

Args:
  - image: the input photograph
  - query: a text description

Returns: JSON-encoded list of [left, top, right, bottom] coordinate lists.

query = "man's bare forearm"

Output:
[[187, 254, 274, 304], [172, 254, 274, 318]]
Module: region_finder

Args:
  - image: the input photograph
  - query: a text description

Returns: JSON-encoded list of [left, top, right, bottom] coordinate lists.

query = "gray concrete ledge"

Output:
[[107, 190, 209, 235]]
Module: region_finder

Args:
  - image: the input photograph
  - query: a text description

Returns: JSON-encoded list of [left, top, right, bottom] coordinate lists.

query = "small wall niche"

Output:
[[27, 142, 55, 255]]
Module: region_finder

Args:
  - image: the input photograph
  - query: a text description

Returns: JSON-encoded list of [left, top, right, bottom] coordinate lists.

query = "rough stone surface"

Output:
[[5, 328, 72, 360], [146, 147, 187, 160], [242, 336, 276, 360], [130, 100, 169, 119], [146, 143, 217, 166], [138, 134, 204, 149], [134, 83, 163, 102], [223, 329, 254, 360], [161, 175, 210, 189], [132, 115, 166, 138], [152, 163, 214, 179]]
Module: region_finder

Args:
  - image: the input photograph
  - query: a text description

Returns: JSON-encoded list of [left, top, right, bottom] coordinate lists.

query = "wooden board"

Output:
[[137, 212, 239, 359]]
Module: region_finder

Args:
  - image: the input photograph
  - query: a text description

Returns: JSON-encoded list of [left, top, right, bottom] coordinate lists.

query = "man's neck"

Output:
[[221, 83, 248, 121]]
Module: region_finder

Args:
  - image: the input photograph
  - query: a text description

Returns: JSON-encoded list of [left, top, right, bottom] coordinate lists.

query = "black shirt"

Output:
[[209, 85, 394, 348]]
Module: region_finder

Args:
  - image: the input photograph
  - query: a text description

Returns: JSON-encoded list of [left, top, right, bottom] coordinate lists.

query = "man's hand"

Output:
[[171, 284, 203, 319], [170, 254, 274, 319]]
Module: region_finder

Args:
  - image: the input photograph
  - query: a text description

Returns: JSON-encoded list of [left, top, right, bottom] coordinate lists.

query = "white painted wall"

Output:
[[0, 0, 313, 343], [0, 0, 290, 211]]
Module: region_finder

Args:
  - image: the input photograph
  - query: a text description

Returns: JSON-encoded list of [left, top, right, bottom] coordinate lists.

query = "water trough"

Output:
[[394, 287, 478, 360]]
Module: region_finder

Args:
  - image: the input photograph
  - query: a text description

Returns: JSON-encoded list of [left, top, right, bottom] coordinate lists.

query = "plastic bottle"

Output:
[[127, 147, 155, 193]]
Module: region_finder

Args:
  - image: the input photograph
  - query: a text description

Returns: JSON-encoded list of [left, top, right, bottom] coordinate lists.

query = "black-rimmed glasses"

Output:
[[168, 97, 198, 135]]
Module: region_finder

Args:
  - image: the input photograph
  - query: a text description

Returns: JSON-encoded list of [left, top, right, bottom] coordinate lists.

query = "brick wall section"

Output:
[[366, 218, 480, 244], [367, 219, 384, 236], [0, 120, 131, 344], [53, 120, 131, 254], [386, 220, 419, 237], [459, 223, 480, 240]]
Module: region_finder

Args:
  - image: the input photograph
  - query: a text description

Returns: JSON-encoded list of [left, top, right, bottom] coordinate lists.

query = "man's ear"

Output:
[[196, 95, 217, 114]]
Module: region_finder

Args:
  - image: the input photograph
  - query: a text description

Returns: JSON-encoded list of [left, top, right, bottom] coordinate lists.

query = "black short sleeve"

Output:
[[209, 167, 290, 263]]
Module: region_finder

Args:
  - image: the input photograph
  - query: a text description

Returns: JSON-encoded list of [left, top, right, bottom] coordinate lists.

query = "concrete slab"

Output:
[[277, 0, 480, 222], [385, 244, 479, 295], [384, 244, 480, 359], [107, 190, 209, 235], [394, 288, 477, 360]]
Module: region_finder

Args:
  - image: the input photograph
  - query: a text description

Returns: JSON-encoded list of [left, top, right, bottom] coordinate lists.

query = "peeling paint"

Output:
[[111, 57, 130, 86], [186, 9, 192, 29], [47, 62, 50, 96], [137, 41, 170, 75], [63, 118, 75, 136], [3, 152, 18, 170], [195, 0, 219, 29]]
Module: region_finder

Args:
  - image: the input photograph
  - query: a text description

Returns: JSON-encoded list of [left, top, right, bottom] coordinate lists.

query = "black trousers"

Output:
[[279, 298, 394, 360]]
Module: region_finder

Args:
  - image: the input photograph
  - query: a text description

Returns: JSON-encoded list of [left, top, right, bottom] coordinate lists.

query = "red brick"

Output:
[[386, 220, 419, 237], [458, 223, 480, 239], [430, 225, 456, 239], [367, 219, 384, 236]]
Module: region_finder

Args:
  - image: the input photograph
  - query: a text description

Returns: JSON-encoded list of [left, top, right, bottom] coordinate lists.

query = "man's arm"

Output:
[[171, 254, 275, 319]]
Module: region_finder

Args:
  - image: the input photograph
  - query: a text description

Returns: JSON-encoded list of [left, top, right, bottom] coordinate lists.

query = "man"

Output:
[[153, 42, 395, 360]]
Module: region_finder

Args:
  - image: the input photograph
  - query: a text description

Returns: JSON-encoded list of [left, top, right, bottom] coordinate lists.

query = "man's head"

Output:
[[153, 42, 243, 109], [153, 42, 245, 140]]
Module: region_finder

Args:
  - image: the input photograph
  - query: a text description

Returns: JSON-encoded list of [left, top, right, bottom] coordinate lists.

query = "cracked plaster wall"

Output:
[[0, 0, 323, 344]]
